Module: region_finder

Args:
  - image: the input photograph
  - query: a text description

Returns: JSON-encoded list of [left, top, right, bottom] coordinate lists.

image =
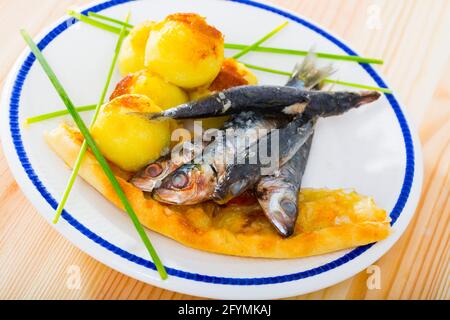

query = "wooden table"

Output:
[[0, 0, 448, 300]]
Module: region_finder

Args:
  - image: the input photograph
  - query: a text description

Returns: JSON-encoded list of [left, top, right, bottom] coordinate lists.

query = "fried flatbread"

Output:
[[45, 124, 391, 259]]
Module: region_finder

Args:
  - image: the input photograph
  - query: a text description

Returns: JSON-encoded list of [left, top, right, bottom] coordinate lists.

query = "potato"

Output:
[[91, 94, 171, 172], [145, 13, 224, 89], [110, 70, 188, 109], [118, 21, 155, 76], [189, 58, 258, 129]]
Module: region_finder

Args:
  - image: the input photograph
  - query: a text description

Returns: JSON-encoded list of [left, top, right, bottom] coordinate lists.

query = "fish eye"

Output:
[[171, 172, 189, 189], [280, 198, 297, 216], [145, 163, 163, 178]]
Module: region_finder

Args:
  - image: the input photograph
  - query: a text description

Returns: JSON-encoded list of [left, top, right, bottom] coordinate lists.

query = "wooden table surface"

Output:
[[0, 0, 448, 300]]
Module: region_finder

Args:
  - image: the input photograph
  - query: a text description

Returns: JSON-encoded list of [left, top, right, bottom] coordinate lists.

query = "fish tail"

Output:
[[287, 50, 335, 89]]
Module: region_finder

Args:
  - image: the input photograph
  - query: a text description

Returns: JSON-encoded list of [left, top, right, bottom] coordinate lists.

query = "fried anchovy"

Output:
[[256, 131, 314, 237], [137, 85, 380, 120]]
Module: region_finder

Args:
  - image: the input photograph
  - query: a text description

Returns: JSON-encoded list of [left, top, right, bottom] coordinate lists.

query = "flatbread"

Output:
[[45, 124, 391, 259]]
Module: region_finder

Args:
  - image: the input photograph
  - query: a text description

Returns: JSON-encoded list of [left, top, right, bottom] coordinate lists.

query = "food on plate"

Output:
[[110, 69, 189, 110], [90, 94, 171, 171], [45, 123, 391, 258], [145, 13, 225, 89], [42, 11, 391, 258], [119, 21, 155, 75], [140, 85, 380, 120]]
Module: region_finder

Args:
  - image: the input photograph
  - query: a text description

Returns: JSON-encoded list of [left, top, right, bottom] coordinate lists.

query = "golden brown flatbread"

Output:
[[45, 124, 391, 259]]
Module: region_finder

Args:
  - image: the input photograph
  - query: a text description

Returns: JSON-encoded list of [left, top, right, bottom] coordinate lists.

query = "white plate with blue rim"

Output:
[[0, 0, 422, 299]]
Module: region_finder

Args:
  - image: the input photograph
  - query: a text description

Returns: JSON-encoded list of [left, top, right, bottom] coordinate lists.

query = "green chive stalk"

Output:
[[232, 21, 288, 59], [227, 43, 383, 64], [323, 79, 392, 94], [68, 10, 128, 35], [25, 105, 96, 124], [243, 63, 391, 93], [88, 11, 134, 29]]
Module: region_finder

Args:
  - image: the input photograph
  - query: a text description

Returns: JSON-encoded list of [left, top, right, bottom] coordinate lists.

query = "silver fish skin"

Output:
[[137, 86, 380, 120], [152, 112, 288, 205], [256, 133, 314, 237]]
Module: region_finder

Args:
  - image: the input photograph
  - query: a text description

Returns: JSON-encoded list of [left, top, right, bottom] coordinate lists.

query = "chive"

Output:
[[243, 63, 291, 76], [70, 11, 383, 65], [25, 105, 96, 124], [88, 11, 134, 29], [244, 63, 391, 92], [232, 21, 288, 59], [227, 44, 383, 65], [21, 28, 167, 280], [68, 10, 128, 36], [323, 79, 392, 94]]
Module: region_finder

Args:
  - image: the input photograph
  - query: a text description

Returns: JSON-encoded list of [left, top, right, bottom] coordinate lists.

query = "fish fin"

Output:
[[287, 50, 335, 89]]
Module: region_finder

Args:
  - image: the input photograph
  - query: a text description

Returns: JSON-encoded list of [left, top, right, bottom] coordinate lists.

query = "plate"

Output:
[[0, 0, 423, 299]]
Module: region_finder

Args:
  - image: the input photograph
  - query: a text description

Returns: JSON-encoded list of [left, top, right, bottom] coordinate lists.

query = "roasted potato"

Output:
[[145, 13, 224, 89], [118, 21, 155, 75], [189, 58, 258, 129], [110, 70, 188, 110], [91, 94, 171, 172]]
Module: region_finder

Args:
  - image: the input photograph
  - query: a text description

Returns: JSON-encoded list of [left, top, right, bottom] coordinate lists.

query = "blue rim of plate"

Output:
[[8, 0, 414, 285]]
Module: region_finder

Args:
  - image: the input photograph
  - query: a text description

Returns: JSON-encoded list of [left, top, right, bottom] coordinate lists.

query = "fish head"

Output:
[[131, 142, 203, 193], [256, 181, 299, 237], [152, 164, 216, 205], [131, 159, 173, 192]]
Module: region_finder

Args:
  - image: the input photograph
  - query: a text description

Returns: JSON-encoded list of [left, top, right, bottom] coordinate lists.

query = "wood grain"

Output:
[[0, 0, 448, 300]]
